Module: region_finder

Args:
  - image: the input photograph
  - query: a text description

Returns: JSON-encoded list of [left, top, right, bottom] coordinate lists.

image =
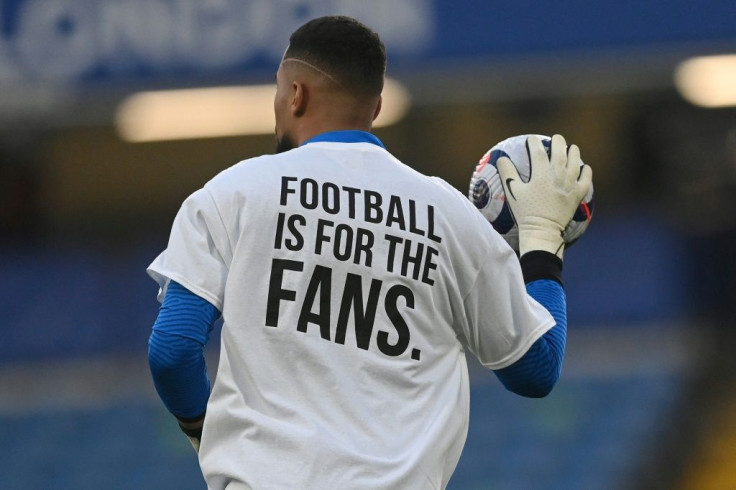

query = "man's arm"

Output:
[[492, 135, 592, 397], [494, 261, 566, 397], [148, 281, 220, 451]]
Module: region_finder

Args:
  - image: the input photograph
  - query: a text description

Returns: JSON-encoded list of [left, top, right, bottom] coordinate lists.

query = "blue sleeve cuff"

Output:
[[148, 281, 220, 419], [494, 279, 567, 397]]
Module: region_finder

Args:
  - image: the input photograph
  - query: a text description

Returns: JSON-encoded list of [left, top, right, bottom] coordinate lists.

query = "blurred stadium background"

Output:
[[1, 1, 736, 489]]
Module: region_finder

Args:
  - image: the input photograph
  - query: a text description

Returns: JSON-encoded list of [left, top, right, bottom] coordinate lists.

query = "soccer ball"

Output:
[[468, 134, 594, 252]]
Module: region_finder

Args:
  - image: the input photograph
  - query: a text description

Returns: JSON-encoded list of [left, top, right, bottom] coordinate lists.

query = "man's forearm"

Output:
[[148, 329, 211, 419], [494, 279, 567, 397], [148, 281, 219, 419]]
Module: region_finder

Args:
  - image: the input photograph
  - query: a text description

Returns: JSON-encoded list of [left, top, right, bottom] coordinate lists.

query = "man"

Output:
[[147, 15, 592, 490]]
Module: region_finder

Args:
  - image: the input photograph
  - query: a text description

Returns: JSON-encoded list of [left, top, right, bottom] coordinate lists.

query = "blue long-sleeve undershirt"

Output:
[[148, 281, 220, 420], [493, 279, 567, 398]]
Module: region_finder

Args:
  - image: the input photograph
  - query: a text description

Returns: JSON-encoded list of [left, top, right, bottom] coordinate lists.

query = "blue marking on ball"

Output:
[[493, 205, 516, 234], [489, 149, 509, 168], [471, 178, 490, 209]]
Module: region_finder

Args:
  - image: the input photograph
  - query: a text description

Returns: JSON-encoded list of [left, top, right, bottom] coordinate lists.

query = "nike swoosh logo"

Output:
[[505, 178, 517, 200]]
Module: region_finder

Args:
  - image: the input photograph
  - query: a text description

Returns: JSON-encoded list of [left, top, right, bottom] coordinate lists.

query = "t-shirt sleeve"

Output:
[[459, 232, 556, 370], [147, 187, 232, 311]]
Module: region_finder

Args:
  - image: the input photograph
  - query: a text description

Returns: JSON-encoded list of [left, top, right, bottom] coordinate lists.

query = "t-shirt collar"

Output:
[[301, 130, 385, 149]]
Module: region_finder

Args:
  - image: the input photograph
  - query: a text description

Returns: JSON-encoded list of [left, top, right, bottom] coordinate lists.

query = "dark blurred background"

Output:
[[2, 1, 736, 489]]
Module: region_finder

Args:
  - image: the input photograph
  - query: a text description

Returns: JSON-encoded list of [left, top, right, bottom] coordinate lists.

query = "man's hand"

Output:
[[177, 416, 205, 453], [497, 134, 592, 259]]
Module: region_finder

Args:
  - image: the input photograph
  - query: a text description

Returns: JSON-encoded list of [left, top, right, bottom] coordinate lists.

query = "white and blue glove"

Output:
[[177, 417, 204, 454], [497, 134, 593, 259]]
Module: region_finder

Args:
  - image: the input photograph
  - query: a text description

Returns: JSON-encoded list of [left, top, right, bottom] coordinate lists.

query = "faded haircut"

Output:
[[284, 15, 386, 98]]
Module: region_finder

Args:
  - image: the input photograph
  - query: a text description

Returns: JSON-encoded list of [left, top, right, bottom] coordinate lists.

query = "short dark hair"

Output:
[[285, 16, 386, 97]]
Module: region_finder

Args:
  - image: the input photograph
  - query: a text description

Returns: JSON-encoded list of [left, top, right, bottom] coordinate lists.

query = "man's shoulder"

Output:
[[224, 152, 289, 175], [420, 175, 477, 213], [213, 146, 332, 178], [205, 152, 292, 190]]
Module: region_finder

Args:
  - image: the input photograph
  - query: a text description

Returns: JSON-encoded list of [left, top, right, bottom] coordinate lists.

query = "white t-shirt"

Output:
[[148, 136, 554, 490]]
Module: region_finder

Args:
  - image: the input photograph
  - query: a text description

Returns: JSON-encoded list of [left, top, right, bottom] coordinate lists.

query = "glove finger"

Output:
[[526, 135, 550, 180], [496, 157, 522, 200], [496, 156, 521, 179], [549, 134, 568, 178], [575, 164, 593, 202], [565, 144, 582, 188]]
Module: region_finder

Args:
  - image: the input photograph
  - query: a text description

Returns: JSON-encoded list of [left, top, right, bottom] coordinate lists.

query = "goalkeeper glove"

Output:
[[177, 415, 204, 453], [497, 134, 593, 259]]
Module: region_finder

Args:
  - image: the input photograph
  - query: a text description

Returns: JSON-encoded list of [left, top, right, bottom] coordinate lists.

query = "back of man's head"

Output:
[[284, 16, 386, 99]]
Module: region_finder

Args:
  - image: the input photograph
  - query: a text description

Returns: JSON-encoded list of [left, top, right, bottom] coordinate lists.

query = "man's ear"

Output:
[[291, 81, 307, 117], [372, 96, 382, 121]]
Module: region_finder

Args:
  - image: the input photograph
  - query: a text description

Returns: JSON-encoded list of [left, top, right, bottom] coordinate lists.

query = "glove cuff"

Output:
[[176, 411, 206, 424], [177, 415, 204, 454], [520, 251, 563, 285], [177, 412, 205, 440], [178, 422, 203, 440]]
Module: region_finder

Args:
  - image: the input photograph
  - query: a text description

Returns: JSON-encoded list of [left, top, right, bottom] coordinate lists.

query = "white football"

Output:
[[468, 134, 594, 252]]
